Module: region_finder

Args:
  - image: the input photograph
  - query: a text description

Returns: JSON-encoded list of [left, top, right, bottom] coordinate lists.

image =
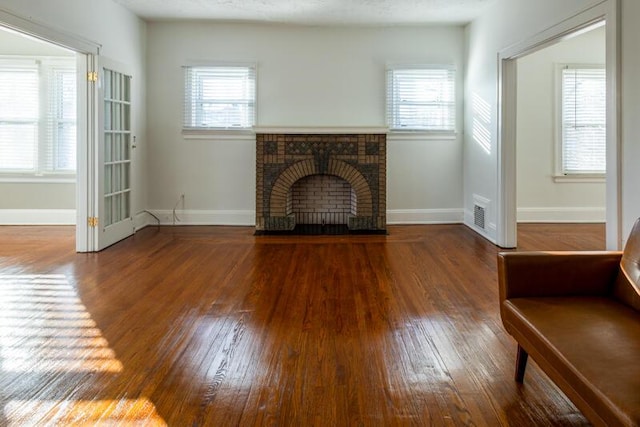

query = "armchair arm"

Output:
[[498, 251, 622, 301]]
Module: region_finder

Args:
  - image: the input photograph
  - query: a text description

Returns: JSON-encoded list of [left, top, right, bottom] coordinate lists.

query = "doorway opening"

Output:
[[497, 1, 620, 250], [515, 24, 606, 248], [0, 11, 100, 252], [0, 26, 78, 227]]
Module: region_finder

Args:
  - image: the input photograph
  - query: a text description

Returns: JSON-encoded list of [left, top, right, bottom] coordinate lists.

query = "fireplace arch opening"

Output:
[[287, 174, 357, 231]]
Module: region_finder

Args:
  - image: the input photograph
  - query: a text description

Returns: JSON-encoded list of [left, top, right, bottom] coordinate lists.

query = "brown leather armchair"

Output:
[[498, 219, 640, 426]]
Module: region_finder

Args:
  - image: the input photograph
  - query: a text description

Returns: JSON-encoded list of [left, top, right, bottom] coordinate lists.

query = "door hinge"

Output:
[[88, 217, 99, 227], [87, 71, 98, 82]]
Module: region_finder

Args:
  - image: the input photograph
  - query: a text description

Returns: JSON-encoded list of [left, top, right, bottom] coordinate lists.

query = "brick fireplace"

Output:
[[255, 131, 386, 234]]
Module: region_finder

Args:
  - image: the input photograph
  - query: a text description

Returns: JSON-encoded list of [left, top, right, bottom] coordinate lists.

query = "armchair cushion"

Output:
[[502, 296, 640, 426]]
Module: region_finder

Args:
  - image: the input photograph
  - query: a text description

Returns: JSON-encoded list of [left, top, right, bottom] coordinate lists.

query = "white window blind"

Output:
[[387, 67, 455, 131], [47, 67, 77, 172], [183, 65, 256, 130], [0, 61, 38, 171], [0, 57, 76, 176], [561, 66, 606, 174]]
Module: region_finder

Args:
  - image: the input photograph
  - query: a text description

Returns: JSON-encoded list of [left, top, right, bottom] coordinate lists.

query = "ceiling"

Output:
[[111, 0, 496, 26]]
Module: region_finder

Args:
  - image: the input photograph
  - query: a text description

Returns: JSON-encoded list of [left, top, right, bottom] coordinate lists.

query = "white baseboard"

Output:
[[134, 211, 158, 231], [517, 207, 605, 223], [3, 207, 599, 228], [144, 209, 464, 227], [145, 209, 255, 226], [0, 209, 76, 225], [387, 209, 464, 224]]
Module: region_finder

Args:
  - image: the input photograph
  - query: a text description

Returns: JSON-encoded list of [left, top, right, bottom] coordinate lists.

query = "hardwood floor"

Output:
[[0, 224, 604, 426]]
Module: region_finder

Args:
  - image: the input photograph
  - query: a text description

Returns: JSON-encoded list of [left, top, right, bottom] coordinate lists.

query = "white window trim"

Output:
[[0, 175, 75, 183], [552, 174, 605, 183], [182, 128, 255, 141], [554, 63, 606, 181], [386, 64, 457, 135], [0, 55, 77, 180], [387, 131, 457, 141], [182, 62, 257, 137]]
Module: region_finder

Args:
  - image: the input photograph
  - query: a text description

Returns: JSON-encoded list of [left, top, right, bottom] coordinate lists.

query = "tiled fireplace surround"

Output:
[[256, 132, 387, 233]]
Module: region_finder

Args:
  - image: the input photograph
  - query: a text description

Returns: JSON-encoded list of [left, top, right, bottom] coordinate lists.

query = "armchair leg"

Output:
[[515, 344, 528, 383]]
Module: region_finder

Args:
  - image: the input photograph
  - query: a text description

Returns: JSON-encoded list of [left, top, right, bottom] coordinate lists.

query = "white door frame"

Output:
[[496, 0, 621, 249], [0, 8, 101, 252]]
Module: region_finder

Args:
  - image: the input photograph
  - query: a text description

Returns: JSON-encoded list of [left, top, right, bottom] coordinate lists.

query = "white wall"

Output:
[[463, 0, 626, 245], [0, 0, 148, 226], [0, 28, 76, 218], [0, 27, 75, 55], [516, 26, 606, 223], [146, 22, 465, 225], [620, 0, 640, 242]]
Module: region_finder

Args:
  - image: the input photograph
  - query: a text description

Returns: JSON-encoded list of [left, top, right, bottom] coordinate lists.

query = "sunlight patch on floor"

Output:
[[0, 274, 167, 425], [4, 399, 167, 426], [0, 274, 123, 373]]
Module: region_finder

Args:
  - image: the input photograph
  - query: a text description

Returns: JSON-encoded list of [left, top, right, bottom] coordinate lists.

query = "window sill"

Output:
[[182, 128, 255, 141], [388, 130, 457, 141], [0, 175, 76, 184], [553, 174, 605, 183]]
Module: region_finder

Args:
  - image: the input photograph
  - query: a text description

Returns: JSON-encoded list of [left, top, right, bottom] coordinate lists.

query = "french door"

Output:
[[95, 59, 134, 250]]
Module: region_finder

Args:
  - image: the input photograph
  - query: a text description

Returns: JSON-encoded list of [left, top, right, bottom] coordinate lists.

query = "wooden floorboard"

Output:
[[0, 223, 604, 426]]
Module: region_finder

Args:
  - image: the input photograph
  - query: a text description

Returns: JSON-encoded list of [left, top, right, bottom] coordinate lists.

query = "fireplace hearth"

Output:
[[255, 131, 386, 235]]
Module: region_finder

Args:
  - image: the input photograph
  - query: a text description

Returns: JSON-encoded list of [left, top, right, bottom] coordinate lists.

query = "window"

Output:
[[386, 67, 455, 132], [559, 65, 606, 175], [183, 65, 256, 131], [0, 57, 76, 177], [49, 67, 77, 171]]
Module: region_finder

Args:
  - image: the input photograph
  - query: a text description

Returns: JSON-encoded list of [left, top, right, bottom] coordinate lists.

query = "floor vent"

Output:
[[474, 204, 486, 229]]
